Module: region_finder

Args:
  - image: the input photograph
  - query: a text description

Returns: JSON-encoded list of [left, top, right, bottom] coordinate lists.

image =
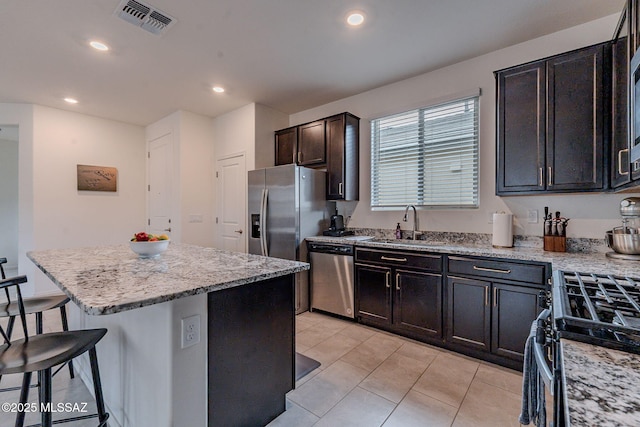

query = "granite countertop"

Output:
[[305, 235, 640, 277], [27, 243, 308, 315], [561, 339, 640, 426]]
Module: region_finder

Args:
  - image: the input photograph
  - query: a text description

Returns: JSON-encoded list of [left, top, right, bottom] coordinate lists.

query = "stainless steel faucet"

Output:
[[403, 205, 417, 240]]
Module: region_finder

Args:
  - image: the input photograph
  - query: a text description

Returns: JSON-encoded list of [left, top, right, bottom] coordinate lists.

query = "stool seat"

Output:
[[0, 329, 106, 375], [0, 294, 69, 317]]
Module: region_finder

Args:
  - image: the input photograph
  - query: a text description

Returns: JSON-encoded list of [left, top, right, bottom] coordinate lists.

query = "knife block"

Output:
[[544, 235, 566, 252]]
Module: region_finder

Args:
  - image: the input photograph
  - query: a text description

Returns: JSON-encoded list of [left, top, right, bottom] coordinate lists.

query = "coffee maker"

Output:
[[323, 208, 353, 237]]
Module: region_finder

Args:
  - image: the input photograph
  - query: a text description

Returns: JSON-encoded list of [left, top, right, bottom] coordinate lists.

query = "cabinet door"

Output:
[[612, 38, 631, 187], [496, 62, 546, 194], [355, 263, 391, 327], [275, 127, 297, 166], [491, 283, 541, 361], [326, 114, 345, 199], [394, 270, 442, 339], [446, 276, 490, 351], [298, 120, 325, 166], [547, 44, 605, 191]]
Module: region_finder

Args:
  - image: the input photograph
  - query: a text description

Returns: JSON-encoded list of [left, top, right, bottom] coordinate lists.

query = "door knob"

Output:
[[164, 228, 172, 232], [234, 229, 243, 234]]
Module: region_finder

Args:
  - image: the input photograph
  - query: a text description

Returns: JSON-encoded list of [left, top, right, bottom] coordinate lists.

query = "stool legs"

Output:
[[14, 372, 31, 427], [59, 306, 75, 378], [89, 347, 109, 426], [40, 367, 52, 427]]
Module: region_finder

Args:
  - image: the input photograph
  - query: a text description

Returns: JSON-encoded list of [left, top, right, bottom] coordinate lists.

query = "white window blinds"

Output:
[[370, 96, 479, 208]]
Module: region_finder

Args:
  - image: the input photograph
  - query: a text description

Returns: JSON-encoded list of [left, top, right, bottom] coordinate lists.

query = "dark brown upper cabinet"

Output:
[[298, 120, 326, 166], [495, 42, 609, 195], [612, 36, 630, 188], [274, 127, 297, 166], [273, 112, 360, 200], [326, 113, 359, 200]]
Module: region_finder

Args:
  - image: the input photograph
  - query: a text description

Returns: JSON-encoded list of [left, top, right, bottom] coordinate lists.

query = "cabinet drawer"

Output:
[[447, 256, 546, 285], [356, 248, 442, 271]]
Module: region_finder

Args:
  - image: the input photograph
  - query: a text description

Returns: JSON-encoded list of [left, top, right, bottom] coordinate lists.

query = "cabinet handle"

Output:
[[619, 148, 630, 176], [297, 152, 302, 163], [339, 182, 343, 196], [484, 286, 489, 306], [396, 273, 400, 291], [547, 166, 553, 186], [538, 167, 543, 187], [385, 271, 391, 288], [493, 288, 498, 307], [473, 265, 511, 274], [381, 256, 407, 262]]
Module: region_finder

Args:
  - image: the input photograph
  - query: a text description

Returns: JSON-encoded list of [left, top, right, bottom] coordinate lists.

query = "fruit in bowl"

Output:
[[130, 232, 170, 258]]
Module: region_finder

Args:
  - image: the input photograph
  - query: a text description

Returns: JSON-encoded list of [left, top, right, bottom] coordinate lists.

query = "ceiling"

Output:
[[0, 0, 625, 126]]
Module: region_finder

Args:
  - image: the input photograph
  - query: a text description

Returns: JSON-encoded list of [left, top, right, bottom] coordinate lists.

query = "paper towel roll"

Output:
[[492, 213, 513, 248]]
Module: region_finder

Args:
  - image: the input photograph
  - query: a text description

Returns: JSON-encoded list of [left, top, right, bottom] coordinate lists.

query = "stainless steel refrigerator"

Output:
[[248, 164, 328, 314]]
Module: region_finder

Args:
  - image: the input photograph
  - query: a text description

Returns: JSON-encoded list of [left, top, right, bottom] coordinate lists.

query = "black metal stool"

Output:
[[0, 275, 109, 427], [0, 258, 74, 381]]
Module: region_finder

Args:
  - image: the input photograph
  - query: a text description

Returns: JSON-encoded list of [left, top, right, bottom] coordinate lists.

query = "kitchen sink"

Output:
[[370, 238, 446, 246]]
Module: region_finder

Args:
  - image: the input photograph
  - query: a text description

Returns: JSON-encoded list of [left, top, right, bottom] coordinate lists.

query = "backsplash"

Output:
[[347, 228, 608, 254]]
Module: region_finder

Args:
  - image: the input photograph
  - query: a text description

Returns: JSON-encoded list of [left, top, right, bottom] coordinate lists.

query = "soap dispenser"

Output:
[[395, 223, 402, 239]]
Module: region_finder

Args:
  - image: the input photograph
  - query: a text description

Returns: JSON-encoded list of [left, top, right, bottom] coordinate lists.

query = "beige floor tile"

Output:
[[296, 323, 343, 349], [314, 386, 396, 427], [296, 316, 316, 333], [287, 360, 369, 417], [395, 340, 442, 363], [452, 379, 522, 427], [360, 352, 433, 403], [475, 363, 522, 395], [412, 353, 479, 408], [382, 390, 458, 427], [295, 366, 322, 388], [338, 323, 378, 342], [340, 332, 404, 372], [303, 333, 362, 368], [266, 400, 319, 427]]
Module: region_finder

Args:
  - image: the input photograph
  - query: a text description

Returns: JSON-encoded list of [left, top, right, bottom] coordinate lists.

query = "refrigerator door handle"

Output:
[[260, 188, 269, 256]]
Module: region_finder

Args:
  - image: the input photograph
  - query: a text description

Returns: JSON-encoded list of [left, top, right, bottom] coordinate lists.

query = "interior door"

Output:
[[148, 132, 173, 239], [216, 154, 246, 252]]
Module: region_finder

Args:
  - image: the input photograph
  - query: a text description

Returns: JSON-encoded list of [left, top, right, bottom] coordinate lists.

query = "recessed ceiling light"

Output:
[[346, 12, 365, 26], [212, 86, 225, 93], [64, 97, 79, 104], [89, 40, 109, 51]]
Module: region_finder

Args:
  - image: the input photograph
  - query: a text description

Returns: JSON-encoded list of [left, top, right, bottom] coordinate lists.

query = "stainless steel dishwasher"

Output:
[[308, 242, 355, 319]]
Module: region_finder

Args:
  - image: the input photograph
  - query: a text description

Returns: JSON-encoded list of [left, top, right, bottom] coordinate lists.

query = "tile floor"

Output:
[[268, 311, 526, 427], [0, 310, 526, 426]]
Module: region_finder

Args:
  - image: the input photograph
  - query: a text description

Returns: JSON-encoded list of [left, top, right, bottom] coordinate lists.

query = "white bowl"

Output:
[[129, 240, 170, 258]]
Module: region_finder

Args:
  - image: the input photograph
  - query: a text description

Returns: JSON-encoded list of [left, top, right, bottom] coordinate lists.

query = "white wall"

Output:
[[178, 111, 215, 247], [290, 14, 630, 239], [0, 103, 147, 294], [0, 137, 19, 271], [212, 103, 256, 168], [255, 104, 289, 169]]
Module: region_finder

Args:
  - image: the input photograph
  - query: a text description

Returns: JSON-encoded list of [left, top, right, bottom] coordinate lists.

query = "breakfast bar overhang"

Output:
[[27, 243, 308, 427]]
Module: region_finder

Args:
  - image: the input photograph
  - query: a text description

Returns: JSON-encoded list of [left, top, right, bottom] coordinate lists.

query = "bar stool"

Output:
[[0, 258, 74, 380], [0, 275, 109, 427]]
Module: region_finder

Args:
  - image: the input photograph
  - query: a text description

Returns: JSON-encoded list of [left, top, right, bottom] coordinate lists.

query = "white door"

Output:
[[148, 133, 173, 239], [216, 154, 246, 252]]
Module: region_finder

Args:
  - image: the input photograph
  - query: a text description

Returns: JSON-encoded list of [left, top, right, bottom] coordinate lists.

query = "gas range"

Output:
[[552, 271, 640, 354]]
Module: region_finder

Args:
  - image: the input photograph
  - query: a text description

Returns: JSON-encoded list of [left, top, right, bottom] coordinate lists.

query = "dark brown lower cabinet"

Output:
[[355, 262, 443, 341], [491, 283, 541, 359], [446, 276, 541, 362], [446, 276, 491, 351]]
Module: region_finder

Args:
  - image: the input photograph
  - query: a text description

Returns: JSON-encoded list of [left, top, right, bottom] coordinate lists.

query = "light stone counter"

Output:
[[306, 236, 640, 277], [27, 243, 308, 315], [561, 339, 640, 426]]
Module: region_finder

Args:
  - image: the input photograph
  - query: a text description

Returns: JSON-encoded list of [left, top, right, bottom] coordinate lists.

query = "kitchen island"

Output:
[[27, 243, 309, 427]]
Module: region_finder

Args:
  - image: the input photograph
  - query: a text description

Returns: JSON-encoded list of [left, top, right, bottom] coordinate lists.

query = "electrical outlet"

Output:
[[181, 315, 200, 349], [527, 209, 539, 224]]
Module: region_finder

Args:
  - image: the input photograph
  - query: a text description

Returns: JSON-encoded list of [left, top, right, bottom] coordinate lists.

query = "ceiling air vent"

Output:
[[115, 0, 176, 35]]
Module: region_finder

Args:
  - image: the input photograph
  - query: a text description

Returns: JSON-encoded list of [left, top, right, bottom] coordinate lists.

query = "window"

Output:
[[370, 95, 479, 208]]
